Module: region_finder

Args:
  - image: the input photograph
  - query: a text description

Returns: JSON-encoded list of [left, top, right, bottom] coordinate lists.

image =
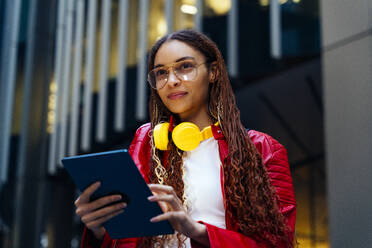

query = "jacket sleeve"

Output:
[[191, 132, 296, 248], [81, 124, 151, 248], [81, 228, 140, 248], [81, 228, 114, 248]]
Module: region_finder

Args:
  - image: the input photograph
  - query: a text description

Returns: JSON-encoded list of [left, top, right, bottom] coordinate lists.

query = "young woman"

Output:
[[75, 29, 296, 248]]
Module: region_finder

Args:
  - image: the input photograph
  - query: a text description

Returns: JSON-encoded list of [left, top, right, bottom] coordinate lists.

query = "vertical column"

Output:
[[165, 0, 173, 33], [12, 1, 38, 246], [69, 0, 85, 156], [48, 0, 66, 174], [115, 0, 129, 132], [321, 0, 372, 246], [136, 0, 149, 121], [81, 0, 98, 151], [97, 0, 112, 142], [58, 0, 75, 163], [194, 0, 203, 32], [227, 0, 238, 77], [270, 0, 282, 59], [0, 0, 22, 185], [11, 0, 57, 246], [16, 0, 38, 185]]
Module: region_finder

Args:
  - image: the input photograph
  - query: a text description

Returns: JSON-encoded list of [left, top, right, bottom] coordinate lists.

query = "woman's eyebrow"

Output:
[[175, 56, 195, 62], [154, 56, 196, 69]]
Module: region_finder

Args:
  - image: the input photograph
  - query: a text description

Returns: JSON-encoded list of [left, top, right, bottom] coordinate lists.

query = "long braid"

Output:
[[139, 88, 188, 247]]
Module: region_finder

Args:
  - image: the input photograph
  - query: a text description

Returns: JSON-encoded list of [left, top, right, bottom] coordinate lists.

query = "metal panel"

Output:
[[69, 0, 85, 156], [81, 0, 98, 151], [194, 0, 203, 32], [11, 0, 47, 246], [0, 0, 22, 184], [324, 34, 372, 248], [96, 0, 112, 142], [115, 0, 129, 131], [136, 0, 149, 121], [228, 0, 238, 77], [270, 0, 281, 59], [58, 0, 75, 164], [48, 0, 66, 174], [16, 0, 37, 181], [165, 0, 173, 33]]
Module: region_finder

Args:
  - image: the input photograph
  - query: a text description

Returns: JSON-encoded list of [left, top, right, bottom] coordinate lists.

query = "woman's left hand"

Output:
[[148, 184, 210, 246]]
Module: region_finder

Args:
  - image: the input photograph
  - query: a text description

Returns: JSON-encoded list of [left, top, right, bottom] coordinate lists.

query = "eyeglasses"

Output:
[[147, 59, 207, 90]]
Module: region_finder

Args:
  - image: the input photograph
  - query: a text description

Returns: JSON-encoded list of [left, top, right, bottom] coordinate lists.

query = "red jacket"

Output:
[[81, 123, 296, 248]]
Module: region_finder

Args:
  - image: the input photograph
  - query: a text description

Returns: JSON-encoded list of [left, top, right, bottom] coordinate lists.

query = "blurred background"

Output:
[[0, 0, 371, 247]]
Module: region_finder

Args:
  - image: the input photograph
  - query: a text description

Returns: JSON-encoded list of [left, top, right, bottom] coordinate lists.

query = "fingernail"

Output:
[[115, 195, 122, 200], [148, 196, 155, 201], [150, 217, 155, 222], [121, 203, 127, 208]]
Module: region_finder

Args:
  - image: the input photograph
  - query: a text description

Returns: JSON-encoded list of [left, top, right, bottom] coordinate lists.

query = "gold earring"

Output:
[[217, 102, 223, 129]]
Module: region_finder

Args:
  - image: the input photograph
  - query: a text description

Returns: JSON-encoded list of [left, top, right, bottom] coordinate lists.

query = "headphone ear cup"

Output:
[[153, 123, 170, 150], [172, 122, 202, 151]]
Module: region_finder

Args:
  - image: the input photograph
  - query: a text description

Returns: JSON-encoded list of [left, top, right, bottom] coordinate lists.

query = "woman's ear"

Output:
[[209, 62, 218, 83]]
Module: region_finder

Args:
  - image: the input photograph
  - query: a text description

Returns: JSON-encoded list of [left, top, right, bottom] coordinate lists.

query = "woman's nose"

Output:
[[167, 70, 181, 87]]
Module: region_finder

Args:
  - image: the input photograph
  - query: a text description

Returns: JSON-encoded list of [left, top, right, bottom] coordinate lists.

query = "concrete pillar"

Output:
[[321, 0, 372, 247]]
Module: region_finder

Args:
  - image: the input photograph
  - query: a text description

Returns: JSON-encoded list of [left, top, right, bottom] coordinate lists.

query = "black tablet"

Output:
[[62, 149, 174, 239]]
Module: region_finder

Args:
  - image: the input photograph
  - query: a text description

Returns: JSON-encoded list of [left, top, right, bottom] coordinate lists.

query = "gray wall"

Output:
[[321, 0, 372, 247]]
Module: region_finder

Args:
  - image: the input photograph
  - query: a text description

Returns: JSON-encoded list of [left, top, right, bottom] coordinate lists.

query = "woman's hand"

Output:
[[148, 184, 210, 246], [74, 182, 127, 240]]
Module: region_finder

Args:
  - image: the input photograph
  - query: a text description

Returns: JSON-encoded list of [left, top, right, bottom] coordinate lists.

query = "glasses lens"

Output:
[[174, 61, 197, 81], [148, 68, 168, 89], [148, 60, 199, 89]]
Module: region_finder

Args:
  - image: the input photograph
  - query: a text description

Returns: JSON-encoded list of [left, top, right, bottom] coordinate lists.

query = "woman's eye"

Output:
[[156, 69, 167, 77], [182, 62, 194, 69], [177, 62, 194, 71]]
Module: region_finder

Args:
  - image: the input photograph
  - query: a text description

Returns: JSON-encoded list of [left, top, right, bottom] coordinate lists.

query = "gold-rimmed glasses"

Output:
[[147, 59, 207, 90]]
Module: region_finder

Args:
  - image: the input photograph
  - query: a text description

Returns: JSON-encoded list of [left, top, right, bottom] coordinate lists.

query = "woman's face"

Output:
[[154, 40, 212, 121]]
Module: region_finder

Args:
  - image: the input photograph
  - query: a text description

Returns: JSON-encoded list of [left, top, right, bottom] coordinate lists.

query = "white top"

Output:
[[167, 137, 226, 248]]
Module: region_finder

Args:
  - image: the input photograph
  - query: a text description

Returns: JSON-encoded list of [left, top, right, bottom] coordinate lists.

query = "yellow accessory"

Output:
[[153, 122, 170, 151], [153, 122, 217, 151]]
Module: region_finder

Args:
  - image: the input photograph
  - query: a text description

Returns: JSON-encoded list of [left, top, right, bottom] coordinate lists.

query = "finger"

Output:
[[76, 182, 101, 204], [86, 209, 124, 230], [148, 184, 178, 200], [158, 201, 169, 213], [92, 194, 123, 209], [148, 195, 170, 213], [148, 184, 174, 195], [76, 194, 123, 216], [82, 202, 127, 223], [150, 211, 184, 223], [148, 194, 181, 210]]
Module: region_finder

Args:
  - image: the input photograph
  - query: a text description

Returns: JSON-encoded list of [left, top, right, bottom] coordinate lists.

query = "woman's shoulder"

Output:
[[247, 129, 288, 165], [129, 122, 152, 157], [248, 130, 283, 148], [133, 123, 152, 141]]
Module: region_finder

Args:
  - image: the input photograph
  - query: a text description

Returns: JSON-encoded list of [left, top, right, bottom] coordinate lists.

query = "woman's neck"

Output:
[[178, 106, 212, 130]]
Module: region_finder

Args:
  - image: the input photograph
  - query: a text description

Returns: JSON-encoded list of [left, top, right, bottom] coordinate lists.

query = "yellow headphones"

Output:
[[153, 121, 218, 151]]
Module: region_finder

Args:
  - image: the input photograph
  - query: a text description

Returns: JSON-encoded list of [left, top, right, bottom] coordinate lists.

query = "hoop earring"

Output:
[[216, 101, 223, 129]]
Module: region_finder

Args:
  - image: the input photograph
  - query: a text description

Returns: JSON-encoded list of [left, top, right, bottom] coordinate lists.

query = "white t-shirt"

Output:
[[167, 137, 226, 248]]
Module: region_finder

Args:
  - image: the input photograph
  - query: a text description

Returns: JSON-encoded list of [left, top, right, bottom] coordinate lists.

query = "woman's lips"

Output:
[[167, 91, 188, 100]]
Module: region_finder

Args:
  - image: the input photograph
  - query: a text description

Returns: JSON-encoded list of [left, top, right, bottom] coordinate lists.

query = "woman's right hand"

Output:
[[74, 181, 127, 240]]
